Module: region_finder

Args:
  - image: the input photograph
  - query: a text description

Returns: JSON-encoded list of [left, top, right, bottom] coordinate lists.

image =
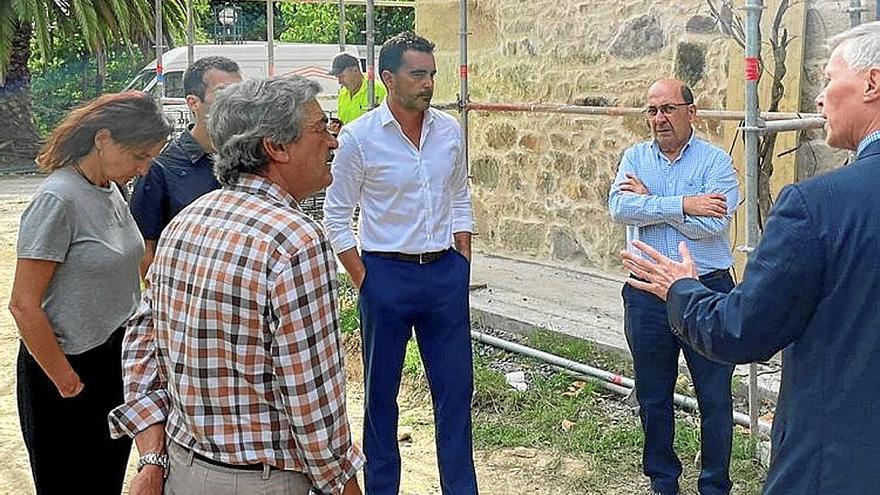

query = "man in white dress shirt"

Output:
[[323, 31, 478, 495]]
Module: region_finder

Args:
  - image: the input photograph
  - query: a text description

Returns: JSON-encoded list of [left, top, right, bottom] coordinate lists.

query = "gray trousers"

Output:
[[165, 440, 311, 495]]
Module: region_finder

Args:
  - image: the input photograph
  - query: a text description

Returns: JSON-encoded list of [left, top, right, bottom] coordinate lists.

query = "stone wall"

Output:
[[799, 0, 873, 178], [416, 0, 874, 271]]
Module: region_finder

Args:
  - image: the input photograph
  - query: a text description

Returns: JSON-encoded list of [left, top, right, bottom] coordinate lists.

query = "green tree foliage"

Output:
[[25, 1, 222, 137], [171, 0, 213, 45], [278, 3, 414, 45], [0, 1, 186, 82], [278, 4, 339, 43], [202, 2, 286, 42], [29, 36, 148, 135], [0, 1, 186, 168]]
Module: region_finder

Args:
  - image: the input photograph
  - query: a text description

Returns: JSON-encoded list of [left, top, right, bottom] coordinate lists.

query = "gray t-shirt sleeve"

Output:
[[17, 192, 72, 263]]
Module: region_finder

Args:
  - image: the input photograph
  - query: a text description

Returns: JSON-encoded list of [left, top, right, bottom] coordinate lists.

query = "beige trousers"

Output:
[[164, 440, 311, 495]]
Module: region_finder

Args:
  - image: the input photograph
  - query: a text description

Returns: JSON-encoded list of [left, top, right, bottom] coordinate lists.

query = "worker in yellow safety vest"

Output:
[[329, 53, 387, 126]]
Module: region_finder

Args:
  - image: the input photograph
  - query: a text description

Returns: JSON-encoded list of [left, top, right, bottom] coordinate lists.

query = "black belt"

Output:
[[698, 268, 730, 282], [630, 268, 729, 284], [367, 248, 451, 264], [191, 450, 276, 472]]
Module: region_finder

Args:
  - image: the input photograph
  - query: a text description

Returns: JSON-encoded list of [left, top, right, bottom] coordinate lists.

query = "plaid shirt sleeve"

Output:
[[107, 285, 170, 439], [269, 236, 364, 494]]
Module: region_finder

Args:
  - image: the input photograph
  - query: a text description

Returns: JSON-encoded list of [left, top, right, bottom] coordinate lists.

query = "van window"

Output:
[[125, 69, 155, 92], [126, 70, 185, 99], [164, 72, 185, 98]]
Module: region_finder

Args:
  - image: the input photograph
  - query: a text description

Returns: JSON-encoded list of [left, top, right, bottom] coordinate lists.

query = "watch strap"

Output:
[[137, 452, 169, 478]]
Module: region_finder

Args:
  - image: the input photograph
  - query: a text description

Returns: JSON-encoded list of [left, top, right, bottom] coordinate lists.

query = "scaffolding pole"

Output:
[[155, 0, 165, 113], [743, 0, 764, 450], [366, 0, 376, 107], [186, 0, 194, 67], [850, 0, 863, 27], [338, 0, 346, 51], [459, 0, 469, 174], [761, 117, 826, 132], [267, 0, 276, 77], [433, 101, 823, 124], [239, 0, 412, 6]]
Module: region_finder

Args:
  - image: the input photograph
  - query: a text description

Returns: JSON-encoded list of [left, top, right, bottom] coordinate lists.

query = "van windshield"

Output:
[[123, 70, 184, 99], [125, 70, 156, 92]]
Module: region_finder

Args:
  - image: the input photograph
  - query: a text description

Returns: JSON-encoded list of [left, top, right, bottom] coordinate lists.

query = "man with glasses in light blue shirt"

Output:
[[621, 23, 880, 495], [608, 78, 740, 495]]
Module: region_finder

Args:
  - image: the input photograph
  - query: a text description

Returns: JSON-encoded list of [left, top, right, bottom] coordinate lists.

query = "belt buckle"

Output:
[[419, 252, 427, 264]]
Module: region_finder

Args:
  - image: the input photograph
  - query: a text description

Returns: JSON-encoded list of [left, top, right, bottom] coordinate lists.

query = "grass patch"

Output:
[[337, 279, 766, 493], [403, 340, 424, 378], [471, 354, 641, 462], [524, 327, 634, 377], [337, 274, 360, 335], [470, 336, 766, 494]]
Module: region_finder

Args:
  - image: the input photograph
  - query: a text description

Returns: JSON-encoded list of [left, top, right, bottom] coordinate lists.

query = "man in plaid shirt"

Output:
[[108, 76, 364, 495]]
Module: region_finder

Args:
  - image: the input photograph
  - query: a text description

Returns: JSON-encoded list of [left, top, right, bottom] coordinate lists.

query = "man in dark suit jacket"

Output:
[[620, 21, 880, 495]]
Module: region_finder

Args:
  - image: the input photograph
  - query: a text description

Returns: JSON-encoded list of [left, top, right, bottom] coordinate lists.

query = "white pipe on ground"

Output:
[[472, 330, 772, 437]]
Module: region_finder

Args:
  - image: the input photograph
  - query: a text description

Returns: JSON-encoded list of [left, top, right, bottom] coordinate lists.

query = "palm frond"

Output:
[[0, 2, 15, 82], [1, 0, 187, 78]]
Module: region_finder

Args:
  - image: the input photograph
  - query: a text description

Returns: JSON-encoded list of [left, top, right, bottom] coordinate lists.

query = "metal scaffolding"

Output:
[[152, 0, 850, 446], [154, 0, 165, 113], [366, 0, 376, 106], [743, 0, 763, 449], [447, 0, 827, 446], [163, 0, 417, 97]]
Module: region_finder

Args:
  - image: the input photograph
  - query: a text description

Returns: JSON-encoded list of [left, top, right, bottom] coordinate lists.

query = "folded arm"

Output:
[[668, 153, 740, 239]]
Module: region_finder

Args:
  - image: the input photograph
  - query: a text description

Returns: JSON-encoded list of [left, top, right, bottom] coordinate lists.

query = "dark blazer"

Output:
[[666, 138, 880, 495]]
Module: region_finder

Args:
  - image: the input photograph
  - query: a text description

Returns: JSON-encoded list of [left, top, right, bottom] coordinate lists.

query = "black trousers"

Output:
[[17, 328, 132, 494]]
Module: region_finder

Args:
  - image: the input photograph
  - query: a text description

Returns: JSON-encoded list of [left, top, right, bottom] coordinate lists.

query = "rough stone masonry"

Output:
[[417, 0, 863, 271]]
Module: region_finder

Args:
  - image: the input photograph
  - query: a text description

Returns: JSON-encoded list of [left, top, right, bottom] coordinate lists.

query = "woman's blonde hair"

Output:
[[36, 91, 172, 172]]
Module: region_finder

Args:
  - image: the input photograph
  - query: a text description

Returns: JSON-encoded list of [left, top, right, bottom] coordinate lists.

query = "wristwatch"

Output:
[[137, 452, 169, 478]]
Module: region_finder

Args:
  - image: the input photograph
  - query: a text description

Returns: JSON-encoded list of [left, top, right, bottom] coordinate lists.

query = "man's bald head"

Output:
[[648, 79, 694, 106], [644, 79, 697, 157]]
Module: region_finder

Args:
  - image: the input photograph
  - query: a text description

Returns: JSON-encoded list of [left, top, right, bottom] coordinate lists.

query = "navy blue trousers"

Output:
[[359, 250, 478, 495], [622, 270, 735, 495]]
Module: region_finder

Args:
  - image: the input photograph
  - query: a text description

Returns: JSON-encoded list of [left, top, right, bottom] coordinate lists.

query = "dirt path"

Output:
[[0, 175, 581, 494]]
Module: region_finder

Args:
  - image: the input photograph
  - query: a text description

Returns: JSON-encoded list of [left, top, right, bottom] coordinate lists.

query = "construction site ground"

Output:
[[469, 253, 783, 404], [0, 175, 775, 493]]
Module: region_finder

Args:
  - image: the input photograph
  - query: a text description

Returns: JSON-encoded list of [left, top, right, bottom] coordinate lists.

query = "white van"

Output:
[[125, 42, 370, 129]]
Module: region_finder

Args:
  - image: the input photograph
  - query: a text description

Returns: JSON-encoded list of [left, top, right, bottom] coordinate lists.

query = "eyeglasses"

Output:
[[643, 102, 693, 117]]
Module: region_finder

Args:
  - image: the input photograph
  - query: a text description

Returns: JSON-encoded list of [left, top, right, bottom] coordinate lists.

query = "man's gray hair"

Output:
[[829, 21, 880, 72], [209, 76, 321, 186]]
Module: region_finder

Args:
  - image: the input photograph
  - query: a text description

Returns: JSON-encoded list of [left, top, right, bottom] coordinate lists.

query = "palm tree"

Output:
[[0, 1, 185, 169]]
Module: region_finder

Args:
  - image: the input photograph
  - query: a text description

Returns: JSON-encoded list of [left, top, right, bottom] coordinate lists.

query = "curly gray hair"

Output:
[[209, 76, 321, 186]]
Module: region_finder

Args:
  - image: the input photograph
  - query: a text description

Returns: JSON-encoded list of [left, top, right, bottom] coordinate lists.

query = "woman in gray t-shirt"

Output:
[[8, 91, 171, 494]]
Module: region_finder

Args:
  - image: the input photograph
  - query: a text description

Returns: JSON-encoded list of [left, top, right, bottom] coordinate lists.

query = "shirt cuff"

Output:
[[452, 216, 475, 234], [314, 444, 366, 495], [329, 232, 358, 255], [107, 391, 170, 439], [666, 277, 705, 338], [660, 196, 685, 222]]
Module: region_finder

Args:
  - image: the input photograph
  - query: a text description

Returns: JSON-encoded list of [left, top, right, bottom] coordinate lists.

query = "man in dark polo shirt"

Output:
[[131, 56, 242, 277]]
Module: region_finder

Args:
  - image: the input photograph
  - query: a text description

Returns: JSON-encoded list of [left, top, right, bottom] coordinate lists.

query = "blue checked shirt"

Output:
[[857, 130, 880, 158], [608, 131, 740, 275]]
